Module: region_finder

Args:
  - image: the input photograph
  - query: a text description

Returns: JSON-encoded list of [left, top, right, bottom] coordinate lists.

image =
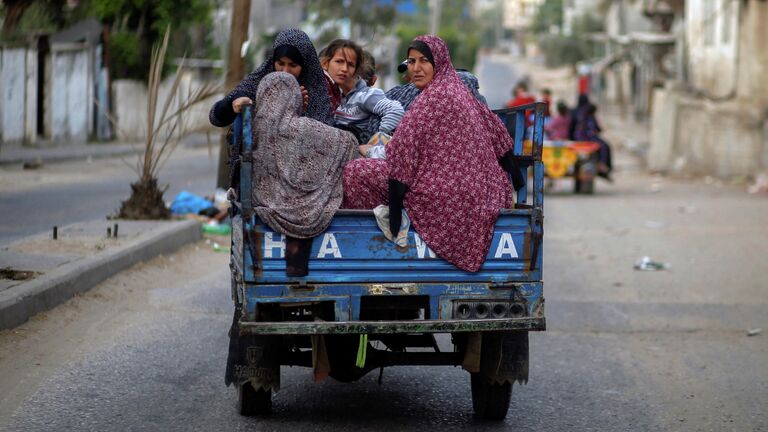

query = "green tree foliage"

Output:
[[531, 0, 562, 34], [80, 0, 213, 80], [1, 0, 213, 80], [1, 0, 68, 39], [395, 0, 481, 72], [305, 0, 397, 47], [533, 3, 604, 67], [303, 0, 483, 73]]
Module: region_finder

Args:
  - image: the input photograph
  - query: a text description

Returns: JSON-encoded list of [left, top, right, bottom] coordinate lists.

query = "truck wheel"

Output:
[[238, 381, 272, 416], [471, 373, 512, 420]]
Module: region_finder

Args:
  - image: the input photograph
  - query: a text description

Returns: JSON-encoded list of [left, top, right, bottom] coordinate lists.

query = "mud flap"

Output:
[[479, 331, 529, 386], [225, 304, 281, 392]]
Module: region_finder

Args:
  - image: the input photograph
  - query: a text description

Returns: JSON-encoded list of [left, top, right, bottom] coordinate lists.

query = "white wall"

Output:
[[50, 45, 92, 144], [1, 48, 27, 145], [736, 0, 768, 106], [649, 87, 766, 177], [113, 74, 218, 142], [686, 0, 739, 98]]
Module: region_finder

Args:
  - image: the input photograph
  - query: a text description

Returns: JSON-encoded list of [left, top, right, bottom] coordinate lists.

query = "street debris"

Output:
[[634, 256, 670, 271], [649, 182, 663, 193], [747, 328, 762, 337], [644, 220, 665, 229], [677, 205, 697, 214], [0, 267, 39, 281], [212, 242, 230, 253], [747, 173, 768, 194], [22, 159, 43, 170], [202, 220, 231, 235]]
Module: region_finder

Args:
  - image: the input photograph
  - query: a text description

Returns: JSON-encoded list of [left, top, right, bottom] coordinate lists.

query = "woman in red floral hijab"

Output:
[[342, 35, 523, 272]]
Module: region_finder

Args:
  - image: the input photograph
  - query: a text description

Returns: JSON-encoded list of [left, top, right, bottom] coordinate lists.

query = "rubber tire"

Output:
[[238, 382, 272, 416], [471, 373, 512, 420]]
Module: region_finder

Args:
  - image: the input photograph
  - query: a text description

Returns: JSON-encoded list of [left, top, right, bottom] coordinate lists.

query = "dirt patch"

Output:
[[9, 237, 116, 257], [0, 268, 39, 281], [118, 178, 171, 220]]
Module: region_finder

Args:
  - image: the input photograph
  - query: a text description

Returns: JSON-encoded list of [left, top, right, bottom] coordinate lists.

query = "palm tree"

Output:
[[117, 27, 219, 219]]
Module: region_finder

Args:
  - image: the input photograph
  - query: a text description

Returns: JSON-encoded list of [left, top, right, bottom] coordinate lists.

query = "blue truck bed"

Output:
[[230, 103, 546, 335]]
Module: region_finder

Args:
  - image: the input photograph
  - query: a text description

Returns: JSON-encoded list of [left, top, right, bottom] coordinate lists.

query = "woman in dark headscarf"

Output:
[[568, 94, 590, 140], [342, 35, 524, 273], [209, 28, 333, 127]]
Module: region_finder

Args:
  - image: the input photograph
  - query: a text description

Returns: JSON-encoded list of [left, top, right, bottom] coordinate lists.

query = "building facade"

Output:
[[648, 0, 768, 177]]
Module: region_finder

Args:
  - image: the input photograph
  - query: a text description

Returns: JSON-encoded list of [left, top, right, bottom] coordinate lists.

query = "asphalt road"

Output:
[[475, 54, 521, 110], [0, 136, 219, 244], [1, 147, 766, 431]]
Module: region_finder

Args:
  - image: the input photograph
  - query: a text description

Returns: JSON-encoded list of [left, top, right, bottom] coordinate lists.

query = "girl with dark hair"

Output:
[[321, 40, 404, 151], [319, 39, 363, 113]]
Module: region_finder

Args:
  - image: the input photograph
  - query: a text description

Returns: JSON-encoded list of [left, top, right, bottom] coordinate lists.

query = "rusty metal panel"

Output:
[[243, 282, 543, 323], [239, 317, 545, 335]]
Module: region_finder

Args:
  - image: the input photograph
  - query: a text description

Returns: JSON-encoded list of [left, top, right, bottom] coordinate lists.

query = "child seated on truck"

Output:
[[320, 41, 404, 157]]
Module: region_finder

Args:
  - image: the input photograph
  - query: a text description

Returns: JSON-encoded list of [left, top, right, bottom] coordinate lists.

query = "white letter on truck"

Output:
[[414, 233, 437, 258], [494, 233, 519, 258], [317, 233, 342, 258], [264, 233, 285, 258]]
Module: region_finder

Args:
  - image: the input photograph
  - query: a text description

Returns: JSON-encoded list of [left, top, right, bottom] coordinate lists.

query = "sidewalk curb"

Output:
[[0, 146, 141, 167], [0, 220, 201, 330]]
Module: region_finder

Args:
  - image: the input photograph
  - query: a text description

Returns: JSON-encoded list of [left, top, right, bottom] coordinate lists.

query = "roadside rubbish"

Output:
[[634, 256, 670, 271], [170, 191, 213, 215], [170, 190, 230, 223], [644, 220, 665, 229], [677, 205, 696, 214], [212, 242, 230, 253], [202, 221, 231, 235], [747, 173, 768, 194], [22, 159, 43, 170], [747, 328, 762, 337]]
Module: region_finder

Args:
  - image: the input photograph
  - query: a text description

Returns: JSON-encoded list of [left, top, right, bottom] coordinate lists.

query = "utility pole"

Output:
[[216, 0, 252, 190], [429, 0, 442, 35]]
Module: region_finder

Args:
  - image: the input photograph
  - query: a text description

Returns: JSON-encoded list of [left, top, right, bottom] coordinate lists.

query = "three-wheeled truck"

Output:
[[226, 103, 547, 420]]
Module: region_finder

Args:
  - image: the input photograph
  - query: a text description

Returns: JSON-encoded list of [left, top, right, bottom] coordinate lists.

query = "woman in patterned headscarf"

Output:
[[341, 35, 524, 273], [209, 28, 333, 127], [225, 73, 355, 393], [251, 72, 356, 243]]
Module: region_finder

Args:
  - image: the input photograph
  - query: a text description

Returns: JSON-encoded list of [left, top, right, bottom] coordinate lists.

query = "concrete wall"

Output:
[[736, 0, 768, 106], [648, 1, 768, 178], [649, 87, 766, 177], [605, 1, 655, 38], [686, 0, 739, 98], [113, 74, 218, 141]]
